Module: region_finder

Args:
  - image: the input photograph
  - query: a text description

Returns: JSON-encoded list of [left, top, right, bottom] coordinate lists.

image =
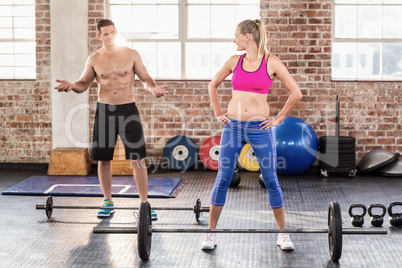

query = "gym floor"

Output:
[[1, 167, 401, 268]]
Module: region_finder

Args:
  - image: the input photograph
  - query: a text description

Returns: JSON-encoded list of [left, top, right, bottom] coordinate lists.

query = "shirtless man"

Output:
[[54, 19, 167, 219]]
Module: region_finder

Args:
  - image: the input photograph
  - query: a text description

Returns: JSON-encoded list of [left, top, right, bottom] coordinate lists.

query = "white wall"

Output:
[[51, 0, 90, 149]]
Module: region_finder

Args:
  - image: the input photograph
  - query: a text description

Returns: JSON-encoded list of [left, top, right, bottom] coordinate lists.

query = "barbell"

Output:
[[36, 196, 209, 221], [93, 201, 387, 262]]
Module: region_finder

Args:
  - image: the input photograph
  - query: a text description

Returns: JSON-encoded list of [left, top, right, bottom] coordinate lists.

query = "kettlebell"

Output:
[[368, 204, 386, 227], [388, 202, 402, 227], [348, 204, 367, 227], [230, 169, 241, 187]]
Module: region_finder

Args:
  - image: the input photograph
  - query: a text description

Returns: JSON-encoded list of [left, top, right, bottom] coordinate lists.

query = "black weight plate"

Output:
[[320, 143, 355, 150], [321, 142, 355, 148], [320, 164, 356, 171], [319, 161, 356, 169], [319, 136, 356, 145], [323, 151, 356, 156], [322, 140, 355, 145], [194, 198, 201, 221], [320, 147, 356, 154], [45, 196, 53, 219], [328, 201, 342, 262], [320, 153, 356, 160], [319, 155, 356, 164], [138, 201, 152, 261]]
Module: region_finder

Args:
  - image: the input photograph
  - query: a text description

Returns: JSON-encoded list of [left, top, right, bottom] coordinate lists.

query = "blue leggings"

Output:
[[210, 118, 284, 209]]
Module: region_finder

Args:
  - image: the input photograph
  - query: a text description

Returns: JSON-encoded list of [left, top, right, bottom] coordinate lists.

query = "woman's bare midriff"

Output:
[[227, 90, 270, 122]]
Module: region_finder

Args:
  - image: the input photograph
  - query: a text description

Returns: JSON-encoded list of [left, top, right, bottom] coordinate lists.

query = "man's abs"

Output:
[[96, 72, 136, 105], [97, 86, 136, 105]]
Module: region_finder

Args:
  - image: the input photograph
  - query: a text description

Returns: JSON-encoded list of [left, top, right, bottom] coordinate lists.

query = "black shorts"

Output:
[[90, 102, 147, 161]]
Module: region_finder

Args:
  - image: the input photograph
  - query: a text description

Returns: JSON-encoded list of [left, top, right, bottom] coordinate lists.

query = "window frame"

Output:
[[0, 1, 36, 80], [108, 0, 259, 80], [332, 0, 402, 81]]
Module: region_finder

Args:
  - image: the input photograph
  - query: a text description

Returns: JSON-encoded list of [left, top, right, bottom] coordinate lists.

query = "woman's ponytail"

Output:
[[238, 19, 269, 59]]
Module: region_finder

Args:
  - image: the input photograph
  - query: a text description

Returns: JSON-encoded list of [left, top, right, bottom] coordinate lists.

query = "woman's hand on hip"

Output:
[[216, 113, 231, 126], [259, 116, 285, 130]]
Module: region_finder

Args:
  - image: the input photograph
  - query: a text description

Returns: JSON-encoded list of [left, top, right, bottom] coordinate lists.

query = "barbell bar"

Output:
[[93, 201, 387, 262], [36, 196, 209, 221], [93, 227, 383, 234]]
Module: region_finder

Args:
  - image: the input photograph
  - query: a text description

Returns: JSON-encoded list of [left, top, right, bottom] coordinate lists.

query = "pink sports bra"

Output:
[[231, 53, 273, 95]]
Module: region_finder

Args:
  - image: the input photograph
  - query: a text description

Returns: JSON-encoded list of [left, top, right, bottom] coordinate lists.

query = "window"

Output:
[[109, 0, 259, 79], [0, 0, 36, 79], [332, 0, 402, 81]]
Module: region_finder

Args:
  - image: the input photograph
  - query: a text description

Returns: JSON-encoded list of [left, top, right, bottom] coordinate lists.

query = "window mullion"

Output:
[[380, 3, 383, 79], [355, 39, 358, 80], [380, 42, 383, 80], [179, 0, 186, 79], [13, 5, 15, 78]]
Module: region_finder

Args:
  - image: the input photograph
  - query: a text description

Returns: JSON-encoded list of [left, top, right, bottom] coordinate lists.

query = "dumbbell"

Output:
[[348, 204, 367, 227], [368, 204, 386, 227], [388, 202, 402, 227]]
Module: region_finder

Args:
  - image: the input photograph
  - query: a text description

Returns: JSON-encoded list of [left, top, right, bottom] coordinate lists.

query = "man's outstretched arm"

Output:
[[54, 56, 96, 93], [133, 50, 168, 98]]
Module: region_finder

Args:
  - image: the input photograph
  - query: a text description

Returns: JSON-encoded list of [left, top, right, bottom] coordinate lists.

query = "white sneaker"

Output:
[[277, 233, 294, 251], [201, 233, 217, 250]]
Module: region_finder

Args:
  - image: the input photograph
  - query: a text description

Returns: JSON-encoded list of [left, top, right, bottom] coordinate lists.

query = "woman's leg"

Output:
[[202, 126, 244, 250], [249, 129, 293, 250], [249, 129, 285, 228], [209, 126, 244, 228]]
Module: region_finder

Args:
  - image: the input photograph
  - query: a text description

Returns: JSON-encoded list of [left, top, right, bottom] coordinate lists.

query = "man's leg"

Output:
[[91, 103, 117, 217], [98, 160, 113, 200], [131, 159, 148, 202], [131, 159, 157, 220], [97, 160, 115, 217]]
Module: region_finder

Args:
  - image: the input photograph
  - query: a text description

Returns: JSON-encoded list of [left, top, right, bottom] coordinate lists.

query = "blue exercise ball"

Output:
[[273, 116, 318, 175]]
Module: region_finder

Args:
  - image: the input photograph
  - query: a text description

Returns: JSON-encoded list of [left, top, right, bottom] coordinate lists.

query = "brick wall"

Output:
[[0, 0, 400, 164], [259, 0, 401, 159], [0, 0, 52, 163]]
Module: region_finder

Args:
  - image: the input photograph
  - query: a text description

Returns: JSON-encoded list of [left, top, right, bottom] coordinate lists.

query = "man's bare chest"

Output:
[[94, 55, 134, 79]]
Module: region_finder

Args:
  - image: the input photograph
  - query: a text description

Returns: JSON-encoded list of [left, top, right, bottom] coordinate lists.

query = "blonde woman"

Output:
[[202, 19, 302, 251]]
